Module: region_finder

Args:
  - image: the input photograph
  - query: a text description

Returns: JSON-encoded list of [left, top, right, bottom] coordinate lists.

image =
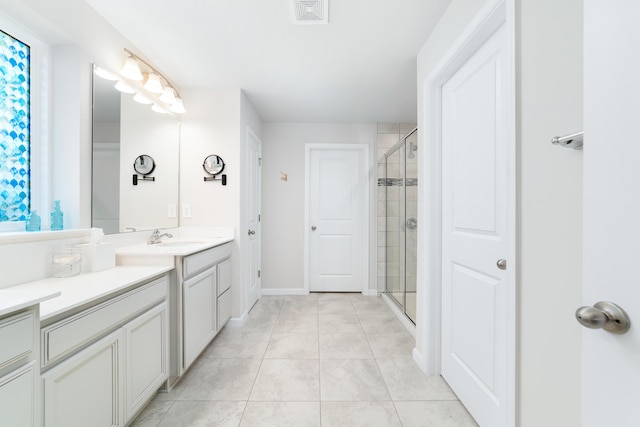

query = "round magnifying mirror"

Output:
[[133, 154, 156, 176], [203, 155, 225, 176]]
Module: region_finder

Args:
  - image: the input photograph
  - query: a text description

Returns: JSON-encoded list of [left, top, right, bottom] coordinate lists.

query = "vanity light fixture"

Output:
[[143, 73, 163, 94], [114, 80, 136, 94], [159, 87, 176, 104], [133, 92, 153, 104], [94, 66, 118, 81], [170, 98, 186, 114], [151, 104, 168, 114], [121, 56, 144, 80], [121, 48, 186, 114]]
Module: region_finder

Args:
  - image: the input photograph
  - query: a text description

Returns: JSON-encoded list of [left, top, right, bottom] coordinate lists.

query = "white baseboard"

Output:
[[227, 310, 248, 327], [260, 288, 307, 296], [362, 288, 379, 297]]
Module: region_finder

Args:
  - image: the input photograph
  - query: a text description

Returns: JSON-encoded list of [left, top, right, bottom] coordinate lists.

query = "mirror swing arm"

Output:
[[203, 154, 227, 185], [133, 154, 156, 185]]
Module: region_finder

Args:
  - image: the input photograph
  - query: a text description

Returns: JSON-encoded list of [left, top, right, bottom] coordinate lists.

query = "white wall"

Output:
[[261, 123, 377, 293], [517, 0, 582, 424], [416, 0, 583, 425]]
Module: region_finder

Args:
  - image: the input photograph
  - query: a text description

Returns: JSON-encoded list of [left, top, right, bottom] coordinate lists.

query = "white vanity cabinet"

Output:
[[0, 308, 39, 427], [40, 274, 169, 427], [182, 265, 216, 369], [216, 257, 232, 329], [178, 243, 231, 374]]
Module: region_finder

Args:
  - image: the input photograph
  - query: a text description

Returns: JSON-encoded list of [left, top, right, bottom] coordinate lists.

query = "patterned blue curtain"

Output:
[[0, 30, 30, 222]]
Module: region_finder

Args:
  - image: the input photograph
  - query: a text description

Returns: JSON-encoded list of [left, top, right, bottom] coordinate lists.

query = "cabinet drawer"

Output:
[[217, 288, 232, 330], [183, 243, 231, 279], [42, 276, 168, 368], [217, 258, 232, 296], [0, 311, 35, 371]]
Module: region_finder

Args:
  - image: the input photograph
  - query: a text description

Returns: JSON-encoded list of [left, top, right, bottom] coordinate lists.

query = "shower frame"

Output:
[[382, 128, 418, 324]]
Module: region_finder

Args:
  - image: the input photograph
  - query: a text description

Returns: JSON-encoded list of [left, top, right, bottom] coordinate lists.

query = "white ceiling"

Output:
[[85, 0, 450, 123]]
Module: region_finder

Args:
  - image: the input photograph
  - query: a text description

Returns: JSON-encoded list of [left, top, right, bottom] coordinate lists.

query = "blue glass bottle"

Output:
[[25, 210, 41, 232], [51, 200, 63, 231]]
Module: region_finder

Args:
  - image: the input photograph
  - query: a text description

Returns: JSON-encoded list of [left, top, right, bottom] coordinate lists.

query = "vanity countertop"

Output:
[[115, 236, 233, 257], [0, 287, 60, 318], [8, 265, 173, 321]]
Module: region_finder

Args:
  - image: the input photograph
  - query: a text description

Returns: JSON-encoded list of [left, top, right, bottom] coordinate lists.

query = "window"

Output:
[[0, 29, 30, 222]]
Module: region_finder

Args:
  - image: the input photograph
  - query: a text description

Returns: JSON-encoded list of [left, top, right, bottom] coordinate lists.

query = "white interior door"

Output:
[[582, 2, 640, 425], [441, 23, 511, 427], [246, 128, 261, 310], [307, 145, 368, 292]]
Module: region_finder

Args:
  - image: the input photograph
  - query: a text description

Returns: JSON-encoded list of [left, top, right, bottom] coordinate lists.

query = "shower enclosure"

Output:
[[382, 129, 417, 323]]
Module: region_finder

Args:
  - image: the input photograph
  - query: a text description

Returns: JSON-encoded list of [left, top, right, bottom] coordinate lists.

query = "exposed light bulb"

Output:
[[133, 92, 153, 104], [114, 80, 135, 94], [144, 73, 164, 94], [121, 57, 143, 81], [170, 98, 186, 114]]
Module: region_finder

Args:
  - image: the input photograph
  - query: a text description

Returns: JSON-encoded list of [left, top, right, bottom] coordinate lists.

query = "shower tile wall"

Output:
[[376, 123, 416, 293]]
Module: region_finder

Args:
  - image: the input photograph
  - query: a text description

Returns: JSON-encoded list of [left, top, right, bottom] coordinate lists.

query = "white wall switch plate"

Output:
[[168, 204, 177, 218], [182, 204, 192, 218]]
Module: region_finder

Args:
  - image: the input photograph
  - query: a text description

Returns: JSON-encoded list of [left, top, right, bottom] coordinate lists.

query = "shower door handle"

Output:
[[406, 218, 417, 230]]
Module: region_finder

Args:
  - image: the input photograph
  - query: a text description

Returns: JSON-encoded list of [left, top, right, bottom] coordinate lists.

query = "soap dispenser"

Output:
[[51, 200, 63, 231], [25, 210, 41, 232]]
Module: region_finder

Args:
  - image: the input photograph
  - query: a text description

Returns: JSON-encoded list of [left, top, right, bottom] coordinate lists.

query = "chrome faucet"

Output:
[[147, 229, 173, 244]]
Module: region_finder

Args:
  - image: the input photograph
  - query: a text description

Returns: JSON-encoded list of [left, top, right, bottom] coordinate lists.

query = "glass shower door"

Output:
[[384, 128, 417, 324], [404, 130, 418, 323]]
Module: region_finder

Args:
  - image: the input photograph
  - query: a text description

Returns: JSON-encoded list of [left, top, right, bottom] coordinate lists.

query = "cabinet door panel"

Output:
[[217, 288, 232, 331], [124, 302, 168, 422], [43, 330, 123, 427], [0, 361, 36, 427], [183, 266, 216, 369], [217, 257, 232, 296]]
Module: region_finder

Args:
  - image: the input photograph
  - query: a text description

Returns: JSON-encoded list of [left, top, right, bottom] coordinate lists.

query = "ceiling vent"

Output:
[[292, 0, 328, 25]]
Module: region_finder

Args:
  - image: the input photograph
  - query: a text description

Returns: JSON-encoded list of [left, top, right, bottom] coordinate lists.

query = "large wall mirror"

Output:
[[91, 65, 180, 234]]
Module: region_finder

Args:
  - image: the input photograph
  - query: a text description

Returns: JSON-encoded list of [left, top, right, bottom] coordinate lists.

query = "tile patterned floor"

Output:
[[131, 293, 478, 427]]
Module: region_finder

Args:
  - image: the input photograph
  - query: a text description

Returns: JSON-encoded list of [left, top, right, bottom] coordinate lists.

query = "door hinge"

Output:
[[258, 157, 262, 166], [258, 270, 261, 278], [258, 214, 261, 222]]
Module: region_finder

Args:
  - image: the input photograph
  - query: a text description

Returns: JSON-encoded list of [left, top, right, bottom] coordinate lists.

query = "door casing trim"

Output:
[[416, 0, 516, 425]]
